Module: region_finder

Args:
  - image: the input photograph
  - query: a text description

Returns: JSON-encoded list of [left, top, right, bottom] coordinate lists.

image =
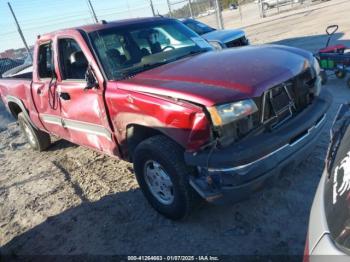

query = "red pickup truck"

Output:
[[0, 17, 331, 219]]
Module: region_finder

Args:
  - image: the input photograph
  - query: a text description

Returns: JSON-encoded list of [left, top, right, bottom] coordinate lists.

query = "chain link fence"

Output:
[[167, 0, 221, 29], [257, 0, 327, 18]]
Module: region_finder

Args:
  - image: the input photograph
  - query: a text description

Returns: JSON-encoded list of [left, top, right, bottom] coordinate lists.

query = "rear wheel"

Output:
[[18, 112, 51, 151], [133, 135, 199, 220], [335, 69, 347, 79], [347, 78, 350, 89]]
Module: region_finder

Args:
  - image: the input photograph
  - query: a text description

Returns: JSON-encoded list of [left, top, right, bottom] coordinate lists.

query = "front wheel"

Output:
[[133, 135, 199, 220], [18, 112, 51, 151]]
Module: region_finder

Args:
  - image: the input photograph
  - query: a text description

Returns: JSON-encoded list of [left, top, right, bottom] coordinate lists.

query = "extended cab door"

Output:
[[31, 40, 69, 138], [54, 33, 118, 155]]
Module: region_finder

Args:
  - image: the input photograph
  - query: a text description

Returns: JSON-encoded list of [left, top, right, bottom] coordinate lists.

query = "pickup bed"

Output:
[[0, 17, 331, 219]]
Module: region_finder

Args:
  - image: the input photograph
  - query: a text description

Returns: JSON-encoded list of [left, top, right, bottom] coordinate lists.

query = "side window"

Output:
[[58, 38, 88, 80], [38, 43, 53, 79]]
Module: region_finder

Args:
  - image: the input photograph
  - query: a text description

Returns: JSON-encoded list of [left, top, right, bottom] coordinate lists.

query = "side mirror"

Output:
[[84, 65, 98, 90]]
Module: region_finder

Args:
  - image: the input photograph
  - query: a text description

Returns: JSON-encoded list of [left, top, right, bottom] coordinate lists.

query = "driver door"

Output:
[[55, 35, 116, 154]]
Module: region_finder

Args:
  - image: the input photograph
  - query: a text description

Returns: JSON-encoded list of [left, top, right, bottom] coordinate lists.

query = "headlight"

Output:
[[208, 41, 224, 50], [207, 99, 258, 126]]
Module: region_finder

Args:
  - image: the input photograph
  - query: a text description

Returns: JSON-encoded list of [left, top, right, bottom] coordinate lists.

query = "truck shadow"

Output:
[[48, 139, 78, 152]]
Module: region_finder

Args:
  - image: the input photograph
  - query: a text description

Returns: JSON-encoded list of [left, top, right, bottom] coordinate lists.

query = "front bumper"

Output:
[[185, 90, 332, 203]]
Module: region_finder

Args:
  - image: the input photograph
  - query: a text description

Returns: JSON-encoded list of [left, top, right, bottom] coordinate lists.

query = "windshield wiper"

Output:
[[175, 49, 207, 61], [119, 61, 169, 79], [118, 50, 208, 80]]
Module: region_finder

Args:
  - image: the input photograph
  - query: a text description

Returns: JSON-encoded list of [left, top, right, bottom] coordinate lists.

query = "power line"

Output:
[[86, 0, 99, 23], [7, 2, 32, 59], [149, 0, 156, 16], [0, 0, 169, 51]]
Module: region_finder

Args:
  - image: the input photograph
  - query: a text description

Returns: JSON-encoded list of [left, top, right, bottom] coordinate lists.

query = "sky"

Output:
[[0, 0, 175, 52]]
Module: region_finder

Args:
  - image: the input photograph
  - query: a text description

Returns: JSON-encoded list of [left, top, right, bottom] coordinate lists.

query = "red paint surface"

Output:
[[0, 22, 312, 160]]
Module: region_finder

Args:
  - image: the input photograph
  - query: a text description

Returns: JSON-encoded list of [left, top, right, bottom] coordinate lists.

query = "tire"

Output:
[[335, 70, 347, 79], [18, 112, 51, 151], [347, 78, 350, 89], [133, 135, 199, 220]]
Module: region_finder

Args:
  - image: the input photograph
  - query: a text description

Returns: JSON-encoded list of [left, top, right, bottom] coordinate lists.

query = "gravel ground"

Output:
[[1, 1, 350, 258]]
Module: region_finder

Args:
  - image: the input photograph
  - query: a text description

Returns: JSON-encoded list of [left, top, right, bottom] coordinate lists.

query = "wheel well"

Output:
[[126, 125, 164, 161], [8, 102, 22, 120]]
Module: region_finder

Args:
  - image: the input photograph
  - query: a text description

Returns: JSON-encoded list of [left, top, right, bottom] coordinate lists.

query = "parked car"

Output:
[[229, 3, 238, 10], [0, 17, 330, 219], [0, 58, 23, 78], [304, 104, 350, 261], [2, 55, 32, 78], [256, 0, 303, 11], [180, 18, 249, 49]]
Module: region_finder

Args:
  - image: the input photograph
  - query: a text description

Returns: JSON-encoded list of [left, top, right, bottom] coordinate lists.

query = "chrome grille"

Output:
[[218, 69, 315, 147], [225, 36, 249, 48], [260, 69, 314, 129]]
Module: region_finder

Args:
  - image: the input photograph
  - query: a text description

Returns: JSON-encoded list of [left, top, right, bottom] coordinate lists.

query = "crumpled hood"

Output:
[[117, 45, 314, 106], [202, 29, 246, 43]]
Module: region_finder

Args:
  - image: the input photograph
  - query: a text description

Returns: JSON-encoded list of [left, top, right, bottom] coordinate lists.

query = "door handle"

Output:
[[36, 86, 45, 96], [59, 92, 70, 101]]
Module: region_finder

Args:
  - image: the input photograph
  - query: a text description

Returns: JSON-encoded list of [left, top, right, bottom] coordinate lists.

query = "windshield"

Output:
[[89, 19, 212, 80], [182, 19, 216, 35]]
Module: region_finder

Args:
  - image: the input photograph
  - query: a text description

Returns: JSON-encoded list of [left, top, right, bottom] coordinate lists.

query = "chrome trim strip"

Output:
[[41, 114, 62, 125], [64, 119, 112, 141], [41, 114, 112, 141], [208, 114, 327, 172]]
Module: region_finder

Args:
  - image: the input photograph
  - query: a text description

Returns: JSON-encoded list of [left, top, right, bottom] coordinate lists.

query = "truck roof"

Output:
[[41, 17, 171, 38]]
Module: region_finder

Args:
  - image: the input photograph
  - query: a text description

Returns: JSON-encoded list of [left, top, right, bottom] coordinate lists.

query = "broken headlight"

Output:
[[207, 99, 258, 127]]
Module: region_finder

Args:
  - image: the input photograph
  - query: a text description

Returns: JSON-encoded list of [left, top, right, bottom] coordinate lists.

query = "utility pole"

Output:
[[149, 0, 156, 16], [188, 0, 194, 18], [214, 0, 224, 30], [166, 0, 172, 17], [7, 2, 32, 60], [86, 0, 98, 23]]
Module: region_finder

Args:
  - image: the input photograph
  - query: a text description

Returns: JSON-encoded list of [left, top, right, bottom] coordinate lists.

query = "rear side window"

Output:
[[38, 43, 53, 79]]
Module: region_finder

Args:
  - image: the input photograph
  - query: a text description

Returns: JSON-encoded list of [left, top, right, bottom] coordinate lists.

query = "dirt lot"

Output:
[[1, 0, 350, 258]]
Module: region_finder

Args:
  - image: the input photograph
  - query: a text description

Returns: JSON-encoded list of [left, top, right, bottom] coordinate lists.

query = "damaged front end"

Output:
[[208, 68, 321, 148], [186, 68, 330, 204]]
